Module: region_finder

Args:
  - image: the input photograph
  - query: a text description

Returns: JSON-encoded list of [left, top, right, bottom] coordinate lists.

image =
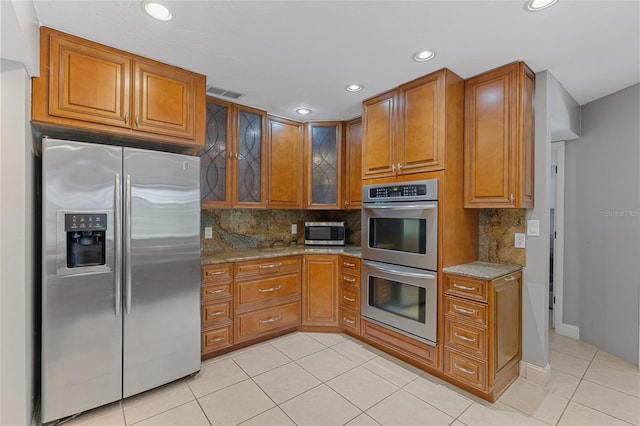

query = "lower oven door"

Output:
[[361, 260, 437, 345]]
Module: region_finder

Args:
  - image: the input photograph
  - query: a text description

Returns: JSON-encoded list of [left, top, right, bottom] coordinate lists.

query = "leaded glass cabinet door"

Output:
[[305, 122, 342, 209], [200, 98, 232, 207], [234, 105, 266, 207]]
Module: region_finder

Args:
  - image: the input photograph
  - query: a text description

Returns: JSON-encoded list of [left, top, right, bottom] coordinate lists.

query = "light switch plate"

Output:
[[291, 224, 297, 234], [514, 233, 526, 248], [204, 227, 213, 239], [527, 219, 540, 236]]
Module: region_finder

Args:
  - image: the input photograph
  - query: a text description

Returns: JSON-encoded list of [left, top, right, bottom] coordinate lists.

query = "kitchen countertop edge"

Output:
[[443, 261, 522, 280], [201, 246, 362, 265]]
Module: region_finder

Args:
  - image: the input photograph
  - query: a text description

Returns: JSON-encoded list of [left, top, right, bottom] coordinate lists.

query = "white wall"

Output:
[[0, 59, 36, 426], [0, 0, 40, 77], [564, 84, 640, 366]]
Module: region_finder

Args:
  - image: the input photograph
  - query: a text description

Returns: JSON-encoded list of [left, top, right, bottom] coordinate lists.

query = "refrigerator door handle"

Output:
[[125, 174, 132, 314], [114, 173, 122, 317]]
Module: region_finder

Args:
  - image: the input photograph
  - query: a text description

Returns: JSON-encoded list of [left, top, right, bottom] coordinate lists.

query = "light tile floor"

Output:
[[63, 330, 639, 426]]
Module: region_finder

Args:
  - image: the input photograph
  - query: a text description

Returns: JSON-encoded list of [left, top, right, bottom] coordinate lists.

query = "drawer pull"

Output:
[[343, 318, 356, 325], [258, 314, 282, 324], [207, 336, 225, 343], [454, 332, 477, 343], [259, 262, 282, 269], [504, 275, 516, 282], [454, 363, 476, 375], [207, 310, 225, 317], [206, 270, 226, 276], [258, 284, 282, 293], [343, 296, 356, 302], [206, 288, 226, 295], [343, 276, 356, 283], [453, 305, 477, 315], [453, 283, 475, 291], [343, 262, 356, 267]]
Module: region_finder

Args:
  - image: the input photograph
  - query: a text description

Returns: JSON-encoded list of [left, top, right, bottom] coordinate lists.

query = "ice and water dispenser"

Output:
[[65, 213, 107, 268]]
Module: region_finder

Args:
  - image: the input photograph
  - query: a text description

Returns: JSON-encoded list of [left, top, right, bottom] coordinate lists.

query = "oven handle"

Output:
[[370, 264, 436, 280], [363, 204, 436, 211]]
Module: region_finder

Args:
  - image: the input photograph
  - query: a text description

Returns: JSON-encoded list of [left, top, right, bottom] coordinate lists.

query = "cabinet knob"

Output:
[[510, 194, 515, 203], [124, 112, 129, 124], [135, 115, 139, 127], [397, 162, 402, 171]]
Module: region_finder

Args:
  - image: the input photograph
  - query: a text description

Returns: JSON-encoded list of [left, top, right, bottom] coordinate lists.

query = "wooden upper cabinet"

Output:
[[200, 98, 233, 208], [362, 69, 461, 180], [267, 116, 304, 209], [233, 105, 267, 208], [343, 117, 362, 209], [304, 122, 343, 209], [464, 61, 535, 208], [32, 27, 205, 149]]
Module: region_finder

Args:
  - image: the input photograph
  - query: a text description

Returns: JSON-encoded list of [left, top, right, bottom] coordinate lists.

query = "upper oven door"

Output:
[[362, 200, 437, 271]]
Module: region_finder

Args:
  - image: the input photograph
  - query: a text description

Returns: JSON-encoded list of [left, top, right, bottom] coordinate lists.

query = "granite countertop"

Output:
[[442, 261, 522, 280], [201, 245, 361, 265]]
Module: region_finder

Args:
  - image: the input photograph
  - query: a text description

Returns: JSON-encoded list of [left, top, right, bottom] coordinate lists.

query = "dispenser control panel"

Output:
[[65, 214, 107, 231]]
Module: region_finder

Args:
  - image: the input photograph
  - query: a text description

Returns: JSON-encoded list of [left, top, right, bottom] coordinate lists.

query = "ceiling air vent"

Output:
[[206, 85, 245, 100]]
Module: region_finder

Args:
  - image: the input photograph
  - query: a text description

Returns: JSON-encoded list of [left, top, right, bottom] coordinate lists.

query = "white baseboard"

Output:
[[519, 361, 551, 386], [555, 322, 580, 340]]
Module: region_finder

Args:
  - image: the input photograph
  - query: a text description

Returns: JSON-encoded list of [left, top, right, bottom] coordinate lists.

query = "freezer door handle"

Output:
[[114, 173, 122, 317], [125, 174, 132, 314]]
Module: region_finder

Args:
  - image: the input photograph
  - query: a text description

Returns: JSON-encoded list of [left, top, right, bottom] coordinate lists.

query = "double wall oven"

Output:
[[361, 179, 439, 345]]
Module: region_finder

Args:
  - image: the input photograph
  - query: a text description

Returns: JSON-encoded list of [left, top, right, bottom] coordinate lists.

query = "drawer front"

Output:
[[340, 272, 360, 288], [340, 307, 360, 335], [444, 295, 488, 326], [201, 326, 232, 354], [235, 256, 300, 280], [235, 302, 299, 342], [236, 273, 300, 307], [201, 301, 232, 327], [201, 282, 232, 302], [444, 348, 487, 391], [202, 263, 233, 283], [339, 256, 361, 273], [339, 286, 360, 309], [361, 320, 438, 368], [444, 274, 487, 302], [444, 318, 487, 358]]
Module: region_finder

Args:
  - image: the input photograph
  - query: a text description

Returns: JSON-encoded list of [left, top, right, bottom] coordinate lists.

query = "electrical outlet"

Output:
[[291, 224, 297, 234], [204, 227, 213, 239], [514, 233, 526, 248], [527, 219, 540, 236]]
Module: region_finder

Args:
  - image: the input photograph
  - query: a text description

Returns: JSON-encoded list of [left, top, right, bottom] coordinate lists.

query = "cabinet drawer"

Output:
[[340, 272, 360, 288], [235, 256, 300, 280], [201, 282, 232, 302], [361, 320, 438, 369], [444, 295, 488, 326], [339, 257, 361, 273], [340, 307, 360, 335], [235, 302, 299, 342], [236, 273, 300, 308], [444, 318, 487, 358], [201, 301, 232, 327], [202, 263, 233, 283], [201, 326, 233, 354], [339, 286, 360, 310], [444, 274, 487, 302], [444, 348, 487, 391]]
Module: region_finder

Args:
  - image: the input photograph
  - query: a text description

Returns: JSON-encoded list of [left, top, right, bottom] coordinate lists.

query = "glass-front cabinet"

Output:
[[305, 122, 342, 209], [199, 97, 266, 208]]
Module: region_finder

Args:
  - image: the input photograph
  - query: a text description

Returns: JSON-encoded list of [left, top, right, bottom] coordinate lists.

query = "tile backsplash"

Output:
[[201, 209, 361, 253], [478, 208, 527, 266]]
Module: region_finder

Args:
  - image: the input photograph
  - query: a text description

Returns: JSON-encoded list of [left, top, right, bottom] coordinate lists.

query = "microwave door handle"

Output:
[[362, 205, 436, 210], [373, 265, 436, 280]]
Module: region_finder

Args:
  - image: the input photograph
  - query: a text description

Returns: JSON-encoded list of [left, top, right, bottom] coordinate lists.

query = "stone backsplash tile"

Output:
[[478, 209, 527, 266], [201, 209, 361, 253]]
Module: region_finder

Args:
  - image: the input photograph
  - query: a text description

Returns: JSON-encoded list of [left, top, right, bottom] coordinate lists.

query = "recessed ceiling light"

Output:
[[526, 0, 558, 11], [143, 1, 173, 21], [296, 107, 312, 115], [412, 50, 437, 62], [346, 83, 364, 92]]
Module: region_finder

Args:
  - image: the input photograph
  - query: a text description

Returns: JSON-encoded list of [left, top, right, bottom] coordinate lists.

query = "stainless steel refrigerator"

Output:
[[41, 138, 201, 423]]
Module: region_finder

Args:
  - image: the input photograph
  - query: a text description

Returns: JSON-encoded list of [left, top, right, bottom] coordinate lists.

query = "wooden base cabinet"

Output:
[[338, 256, 361, 335], [301, 255, 339, 327], [443, 270, 522, 401], [200, 264, 234, 355]]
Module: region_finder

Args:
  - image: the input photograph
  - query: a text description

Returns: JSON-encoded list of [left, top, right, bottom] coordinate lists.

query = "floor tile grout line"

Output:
[[580, 376, 640, 399], [184, 375, 214, 426], [126, 399, 200, 426], [568, 399, 637, 426], [399, 374, 473, 422]]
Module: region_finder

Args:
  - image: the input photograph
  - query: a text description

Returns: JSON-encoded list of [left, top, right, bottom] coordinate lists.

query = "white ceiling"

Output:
[[33, 0, 640, 121]]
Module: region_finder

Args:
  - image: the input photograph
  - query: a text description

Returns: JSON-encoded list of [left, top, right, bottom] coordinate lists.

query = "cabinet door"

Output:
[[302, 255, 339, 326], [344, 118, 362, 209], [491, 273, 521, 376], [398, 71, 444, 173], [48, 31, 131, 128], [200, 98, 233, 207], [362, 90, 396, 179], [234, 105, 267, 207], [267, 116, 303, 209], [305, 122, 342, 209], [133, 59, 198, 140]]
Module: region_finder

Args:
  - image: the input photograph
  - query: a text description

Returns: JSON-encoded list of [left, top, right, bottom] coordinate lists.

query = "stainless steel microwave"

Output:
[[304, 221, 345, 246]]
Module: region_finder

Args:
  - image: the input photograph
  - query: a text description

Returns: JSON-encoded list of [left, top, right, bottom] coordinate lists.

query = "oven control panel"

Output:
[[363, 179, 438, 202]]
